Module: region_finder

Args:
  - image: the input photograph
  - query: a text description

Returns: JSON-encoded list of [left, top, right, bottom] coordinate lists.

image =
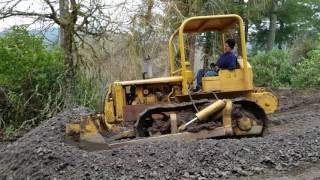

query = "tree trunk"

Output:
[[141, 0, 154, 58], [203, 32, 213, 69], [62, 25, 76, 108], [59, 0, 69, 47], [278, 20, 284, 49], [244, 18, 249, 42], [186, 0, 196, 70], [267, 0, 278, 51], [59, 0, 78, 108], [241, 0, 249, 42], [188, 35, 196, 70]]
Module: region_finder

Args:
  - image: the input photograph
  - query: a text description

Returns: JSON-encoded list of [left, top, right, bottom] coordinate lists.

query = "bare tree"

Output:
[[0, 0, 120, 107]]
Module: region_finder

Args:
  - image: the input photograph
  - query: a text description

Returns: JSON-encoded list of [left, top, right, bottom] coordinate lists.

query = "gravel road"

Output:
[[0, 90, 319, 179]]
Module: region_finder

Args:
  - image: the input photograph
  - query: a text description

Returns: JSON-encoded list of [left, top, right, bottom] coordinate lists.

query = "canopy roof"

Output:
[[180, 15, 241, 33]]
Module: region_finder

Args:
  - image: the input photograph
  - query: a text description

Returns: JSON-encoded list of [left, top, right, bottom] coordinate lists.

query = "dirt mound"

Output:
[[0, 90, 320, 179]]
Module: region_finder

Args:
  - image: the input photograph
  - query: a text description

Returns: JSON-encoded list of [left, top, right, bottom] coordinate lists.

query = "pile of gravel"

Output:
[[0, 92, 319, 179]]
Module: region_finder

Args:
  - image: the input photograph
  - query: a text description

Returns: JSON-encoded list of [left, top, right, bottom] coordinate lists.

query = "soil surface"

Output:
[[0, 89, 320, 179]]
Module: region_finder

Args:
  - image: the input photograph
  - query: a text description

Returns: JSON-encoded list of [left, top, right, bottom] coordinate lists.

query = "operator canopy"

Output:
[[181, 15, 241, 33]]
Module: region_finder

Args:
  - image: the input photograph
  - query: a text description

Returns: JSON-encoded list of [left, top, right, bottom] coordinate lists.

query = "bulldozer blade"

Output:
[[65, 123, 107, 151], [78, 140, 111, 152], [64, 134, 109, 152], [72, 125, 263, 151], [80, 132, 106, 144], [78, 113, 107, 144], [104, 130, 136, 143]]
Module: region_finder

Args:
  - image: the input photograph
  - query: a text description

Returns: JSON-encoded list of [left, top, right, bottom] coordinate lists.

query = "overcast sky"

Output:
[[0, 0, 143, 31]]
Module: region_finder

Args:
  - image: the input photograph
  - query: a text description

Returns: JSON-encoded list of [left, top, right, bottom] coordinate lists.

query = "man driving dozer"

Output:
[[216, 38, 238, 70], [195, 38, 238, 91]]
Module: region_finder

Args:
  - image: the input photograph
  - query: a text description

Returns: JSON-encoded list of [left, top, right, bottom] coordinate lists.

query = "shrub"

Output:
[[74, 75, 103, 111], [291, 48, 320, 88], [0, 26, 64, 129], [250, 49, 294, 88], [250, 34, 320, 89]]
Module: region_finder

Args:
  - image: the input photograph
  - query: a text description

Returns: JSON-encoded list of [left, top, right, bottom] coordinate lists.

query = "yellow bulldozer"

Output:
[[66, 14, 278, 150]]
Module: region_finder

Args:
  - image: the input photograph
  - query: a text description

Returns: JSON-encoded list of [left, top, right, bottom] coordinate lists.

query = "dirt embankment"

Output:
[[0, 90, 320, 179]]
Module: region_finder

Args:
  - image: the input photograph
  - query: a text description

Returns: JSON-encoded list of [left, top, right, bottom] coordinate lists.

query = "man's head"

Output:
[[224, 39, 235, 53]]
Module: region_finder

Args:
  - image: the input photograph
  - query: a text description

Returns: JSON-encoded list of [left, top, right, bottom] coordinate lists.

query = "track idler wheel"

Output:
[[232, 99, 268, 136], [237, 116, 253, 131]]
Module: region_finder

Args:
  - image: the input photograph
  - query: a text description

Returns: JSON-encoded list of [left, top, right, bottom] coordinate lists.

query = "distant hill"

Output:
[[30, 27, 59, 45], [0, 27, 59, 45], [0, 30, 6, 36]]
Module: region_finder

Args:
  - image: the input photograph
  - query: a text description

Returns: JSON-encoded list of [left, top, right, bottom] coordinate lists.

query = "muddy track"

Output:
[[0, 90, 320, 179], [269, 89, 320, 133]]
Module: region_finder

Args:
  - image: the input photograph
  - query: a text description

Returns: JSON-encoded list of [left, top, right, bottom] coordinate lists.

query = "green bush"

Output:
[[250, 49, 294, 87], [291, 48, 320, 88], [0, 26, 64, 129], [250, 36, 320, 89]]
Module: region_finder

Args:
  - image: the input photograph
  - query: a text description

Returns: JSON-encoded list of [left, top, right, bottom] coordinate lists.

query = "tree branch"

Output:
[[0, 11, 53, 20], [43, 0, 61, 25]]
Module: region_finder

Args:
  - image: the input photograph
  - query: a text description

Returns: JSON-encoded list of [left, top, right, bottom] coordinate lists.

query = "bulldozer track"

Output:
[[135, 98, 268, 138]]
